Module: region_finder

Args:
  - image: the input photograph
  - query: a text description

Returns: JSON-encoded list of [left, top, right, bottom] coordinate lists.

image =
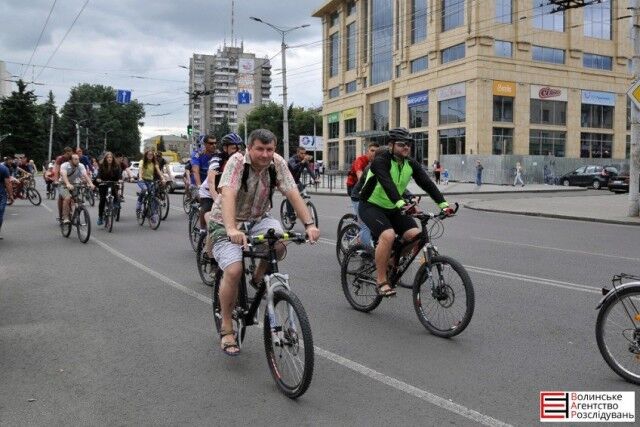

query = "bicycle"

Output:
[[59, 184, 91, 243], [340, 203, 475, 337], [158, 181, 170, 221], [6, 177, 41, 206], [211, 228, 314, 398], [78, 184, 95, 207], [279, 180, 318, 231], [187, 198, 201, 251], [183, 186, 197, 214], [196, 231, 217, 286], [596, 273, 640, 385], [136, 180, 162, 230], [98, 181, 122, 233], [46, 182, 58, 200]]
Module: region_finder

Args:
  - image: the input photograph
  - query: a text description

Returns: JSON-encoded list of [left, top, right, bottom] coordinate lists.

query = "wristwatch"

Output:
[[303, 221, 315, 228]]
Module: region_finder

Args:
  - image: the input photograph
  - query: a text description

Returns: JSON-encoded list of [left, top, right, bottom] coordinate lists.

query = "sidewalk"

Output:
[[465, 193, 640, 226], [308, 181, 586, 197]]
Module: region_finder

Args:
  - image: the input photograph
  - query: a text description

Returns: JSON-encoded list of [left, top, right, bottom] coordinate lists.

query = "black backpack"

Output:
[[240, 162, 277, 207]]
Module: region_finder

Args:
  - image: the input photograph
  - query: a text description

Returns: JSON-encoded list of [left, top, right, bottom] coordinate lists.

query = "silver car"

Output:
[[166, 162, 186, 193]]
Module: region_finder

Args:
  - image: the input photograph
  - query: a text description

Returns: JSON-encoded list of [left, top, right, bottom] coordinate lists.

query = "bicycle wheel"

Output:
[[263, 288, 314, 399], [148, 197, 161, 230], [196, 232, 217, 287], [188, 209, 199, 251], [306, 201, 318, 228], [75, 206, 91, 243], [337, 213, 357, 236], [412, 255, 474, 337], [341, 244, 383, 312], [60, 218, 72, 238], [137, 199, 146, 226], [105, 200, 114, 233], [279, 199, 295, 231], [182, 191, 191, 213], [87, 189, 95, 207], [115, 204, 121, 222], [160, 190, 170, 220], [26, 188, 42, 206], [596, 286, 640, 385], [336, 222, 360, 264]]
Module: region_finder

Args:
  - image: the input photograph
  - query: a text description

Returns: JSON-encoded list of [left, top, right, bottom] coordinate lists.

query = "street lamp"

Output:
[[70, 118, 88, 150], [102, 129, 114, 153], [250, 16, 309, 160]]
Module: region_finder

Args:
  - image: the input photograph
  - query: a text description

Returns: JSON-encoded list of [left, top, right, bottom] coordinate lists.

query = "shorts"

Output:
[[212, 215, 283, 271], [358, 200, 417, 241], [200, 197, 213, 214], [59, 186, 72, 198]]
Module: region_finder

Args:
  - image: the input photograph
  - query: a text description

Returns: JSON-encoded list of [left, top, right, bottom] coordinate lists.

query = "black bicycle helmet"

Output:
[[388, 127, 413, 142]]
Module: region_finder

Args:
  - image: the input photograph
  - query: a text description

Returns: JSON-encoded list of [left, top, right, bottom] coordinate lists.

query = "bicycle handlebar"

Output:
[[240, 228, 307, 245], [406, 202, 459, 221]]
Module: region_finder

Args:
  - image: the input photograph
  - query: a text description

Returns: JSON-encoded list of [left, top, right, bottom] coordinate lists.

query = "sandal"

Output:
[[376, 281, 396, 298], [220, 329, 240, 357]]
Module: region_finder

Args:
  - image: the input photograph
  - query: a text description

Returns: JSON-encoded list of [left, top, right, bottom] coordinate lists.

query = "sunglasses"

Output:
[[395, 142, 411, 148]]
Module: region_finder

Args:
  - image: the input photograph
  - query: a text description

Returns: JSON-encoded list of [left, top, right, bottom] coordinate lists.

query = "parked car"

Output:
[[165, 162, 185, 193], [558, 165, 618, 190], [129, 161, 140, 179], [608, 167, 630, 193]]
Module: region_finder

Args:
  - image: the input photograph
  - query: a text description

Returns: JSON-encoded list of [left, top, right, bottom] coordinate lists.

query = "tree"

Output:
[[157, 135, 166, 152], [0, 80, 41, 161], [35, 91, 60, 163], [213, 114, 232, 141]]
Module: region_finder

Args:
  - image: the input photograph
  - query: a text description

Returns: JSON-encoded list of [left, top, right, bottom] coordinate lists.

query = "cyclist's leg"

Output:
[[57, 190, 63, 218], [199, 197, 213, 230], [97, 185, 108, 220], [358, 201, 395, 289], [136, 180, 148, 210], [212, 238, 244, 354], [0, 190, 6, 235], [248, 217, 285, 284]]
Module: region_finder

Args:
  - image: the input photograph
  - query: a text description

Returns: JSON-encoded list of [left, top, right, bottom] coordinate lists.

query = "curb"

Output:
[[464, 203, 640, 226], [309, 187, 587, 197]]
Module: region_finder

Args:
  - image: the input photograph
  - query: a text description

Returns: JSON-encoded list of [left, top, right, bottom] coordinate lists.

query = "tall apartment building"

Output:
[[0, 60, 12, 98], [313, 0, 632, 170], [188, 44, 272, 137]]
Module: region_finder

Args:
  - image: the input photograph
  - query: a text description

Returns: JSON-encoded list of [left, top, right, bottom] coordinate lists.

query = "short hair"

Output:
[[248, 129, 276, 147], [296, 146, 306, 152], [204, 134, 216, 142], [367, 142, 380, 149], [63, 146, 72, 154]]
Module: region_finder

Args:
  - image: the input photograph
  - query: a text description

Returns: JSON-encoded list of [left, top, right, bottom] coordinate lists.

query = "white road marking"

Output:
[[469, 236, 640, 263], [91, 237, 511, 427], [40, 203, 53, 213]]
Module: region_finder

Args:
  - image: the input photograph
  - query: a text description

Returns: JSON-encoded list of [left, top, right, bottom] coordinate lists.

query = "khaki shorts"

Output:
[[211, 216, 283, 271]]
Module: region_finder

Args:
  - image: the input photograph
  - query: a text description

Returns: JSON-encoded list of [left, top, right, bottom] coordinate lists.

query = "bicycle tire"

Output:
[[279, 199, 295, 231], [336, 222, 360, 264], [211, 270, 245, 344], [263, 288, 314, 399], [160, 190, 170, 220], [412, 255, 474, 337], [105, 200, 114, 233], [341, 244, 383, 312], [596, 286, 640, 385], [306, 201, 318, 228], [149, 197, 162, 230], [182, 191, 190, 213], [26, 188, 42, 206], [115, 205, 120, 222], [196, 232, 217, 287], [88, 189, 95, 207], [337, 213, 357, 236], [188, 209, 199, 251], [76, 206, 91, 243], [137, 203, 145, 226], [60, 219, 72, 237]]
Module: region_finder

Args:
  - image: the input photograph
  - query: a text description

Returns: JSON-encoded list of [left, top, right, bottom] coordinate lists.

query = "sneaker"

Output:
[[63, 218, 71, 224], [97, 218, 103, 226]]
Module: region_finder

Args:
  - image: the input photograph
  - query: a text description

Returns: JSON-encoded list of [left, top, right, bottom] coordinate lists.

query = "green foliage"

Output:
[[0, 80, 41, 161], [157, 135, 166, 152]]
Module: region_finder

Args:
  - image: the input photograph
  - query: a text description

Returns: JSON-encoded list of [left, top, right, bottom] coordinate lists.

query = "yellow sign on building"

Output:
[[493, 81, 516, 97], [342, 108, 358, 120], [628, 80, 640, 110]]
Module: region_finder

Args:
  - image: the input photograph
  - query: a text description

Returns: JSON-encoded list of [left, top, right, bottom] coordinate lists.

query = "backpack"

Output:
[[240, 162, 277, 207]]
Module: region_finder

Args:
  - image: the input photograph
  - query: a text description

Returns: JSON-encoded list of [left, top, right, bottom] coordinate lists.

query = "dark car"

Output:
[[608, 167, 630, 193], [559, 165, 618, 190]]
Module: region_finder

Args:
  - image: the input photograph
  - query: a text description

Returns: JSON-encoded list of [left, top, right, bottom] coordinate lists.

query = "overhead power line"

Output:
[[22, 0, 58, 79]]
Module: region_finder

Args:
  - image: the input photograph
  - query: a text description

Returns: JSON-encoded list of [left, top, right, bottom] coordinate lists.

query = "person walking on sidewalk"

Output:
[[475, 160, 483, 187], [434, 161, 443, 184], [513, 161, 525, 187]]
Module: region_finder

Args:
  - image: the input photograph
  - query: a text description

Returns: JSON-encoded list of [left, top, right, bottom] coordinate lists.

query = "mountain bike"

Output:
[[98, 181, 122, 233], [59, 184, 91, 243], [341, 203, 475, 337], [136, 180, 162, 230], [79, 184, 95, 207], [6, 177, 41, 206], [46, 182, 57, 200], [187, 198, 201, 251], [596, 273, 640, 385], [279, 180, 318, 231], [211, 228, 314, 398], [183, 186, 197, 214], [196, 231, 217, 287], [158, 181, 170, 221]]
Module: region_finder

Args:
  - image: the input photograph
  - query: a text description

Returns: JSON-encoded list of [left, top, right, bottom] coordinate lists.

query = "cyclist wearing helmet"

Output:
[[358, 127, 454, 297], [197, 133, 242, 229]]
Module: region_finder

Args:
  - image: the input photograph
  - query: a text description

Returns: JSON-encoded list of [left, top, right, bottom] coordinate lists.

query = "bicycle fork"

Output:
[[264, 273, 296, 349]]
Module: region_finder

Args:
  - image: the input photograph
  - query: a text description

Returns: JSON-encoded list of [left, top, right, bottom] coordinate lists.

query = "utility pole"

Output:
[[244, 117, 248, 143], [47, 115, 54, 162], [312, 116, 317, 165], [85, 127, 89, 151], [76, 123, 81, 150], [630, 0, 640, 217]]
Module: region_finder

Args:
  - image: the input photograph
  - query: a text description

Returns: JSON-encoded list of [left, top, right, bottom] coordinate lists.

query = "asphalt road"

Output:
[[1, 184, 639, 426]]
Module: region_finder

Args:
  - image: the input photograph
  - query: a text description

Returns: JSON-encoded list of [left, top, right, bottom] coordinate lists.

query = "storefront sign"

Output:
[[530, 84, 567, 101], [407, 90, 429, 106], [327, 112, 340, 123], [493, 81, 516, 97], [342, 108, 358, 120], [581, 90, 615, 106], [437, 83, 465, 101]]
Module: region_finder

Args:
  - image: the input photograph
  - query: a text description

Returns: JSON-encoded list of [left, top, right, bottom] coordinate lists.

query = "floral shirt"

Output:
[[209, 152, 297, 224]]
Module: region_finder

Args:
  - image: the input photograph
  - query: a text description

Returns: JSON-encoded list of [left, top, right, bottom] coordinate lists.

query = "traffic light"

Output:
[[187, 124, 192, 136]]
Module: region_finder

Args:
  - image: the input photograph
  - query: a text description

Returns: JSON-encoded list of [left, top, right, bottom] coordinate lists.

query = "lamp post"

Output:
[[250, 17, 309, 160], [103, 129, 114, 153], [70, 118, 87, 150]]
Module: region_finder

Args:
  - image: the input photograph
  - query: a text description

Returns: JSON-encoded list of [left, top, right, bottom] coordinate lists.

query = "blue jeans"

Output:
[[476, 173, 482, 186], [137, 180, 154, 207], [0, 190, 6, 231], [351, 200, 372, 247]]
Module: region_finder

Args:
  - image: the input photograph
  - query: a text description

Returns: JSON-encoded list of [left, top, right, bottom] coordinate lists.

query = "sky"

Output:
[[0, 0, 324, 141]]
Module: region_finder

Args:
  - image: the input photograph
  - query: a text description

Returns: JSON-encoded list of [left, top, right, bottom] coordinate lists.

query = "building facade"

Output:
[[313, 0, 632, 171], [188, 44, 272, 138], [0, 61, 12, 99], [143, 135, 190, 159]]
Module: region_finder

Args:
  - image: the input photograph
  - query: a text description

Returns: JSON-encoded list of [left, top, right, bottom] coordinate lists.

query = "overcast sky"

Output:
[[0, 0, 323, 140]]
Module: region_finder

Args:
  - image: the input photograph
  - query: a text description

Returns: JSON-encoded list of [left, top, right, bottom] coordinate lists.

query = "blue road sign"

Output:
[[237, 90, 251, 105], [116, 89, 132, 104]]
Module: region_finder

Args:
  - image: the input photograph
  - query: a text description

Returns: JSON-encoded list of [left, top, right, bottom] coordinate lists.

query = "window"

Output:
[[442, 0, 464, 32], [327, 141, 339, 170], [581, 104, 614, 129], [344, 140, 357, 167], [346, 80, 357, 93], [344, 118, 357, 135], [410, 56, 428, 73], [495, 40, 512, 58], [495, 0, 512, 24], [532, 0, 564, 32], [371, 0, 393, 85], [328, 121, 340, 139], [411, 0, 428, 44], [330, 11, 340, 27], [532, 46, 565, 64], [441, 43, 465, 64], [529, 130, 566, 156], [493, 96, 513, 122], [439, 128, 466, 155], [584, 0, 611, 39], [439, 97, 466, 124], [409, 104, 429, 128], [329, 87, 340, 98], [330, 32, 340, 77], [411, 132, 429, 164], [394, 97, 401, 127], [347, 23, 357, 70], [583, 53, 612, 71], [371, 100, 389, 131], [580, 133, 613, 158], [492, 128, 513, 154], [347, 1, 356, 16], [530, 99, 566, 125], [396, 64, 401, 78]]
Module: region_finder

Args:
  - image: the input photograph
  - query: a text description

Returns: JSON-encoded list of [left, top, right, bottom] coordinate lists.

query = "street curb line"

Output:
[[308, 188, 587, 198], [463, 203, 640, 226]]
